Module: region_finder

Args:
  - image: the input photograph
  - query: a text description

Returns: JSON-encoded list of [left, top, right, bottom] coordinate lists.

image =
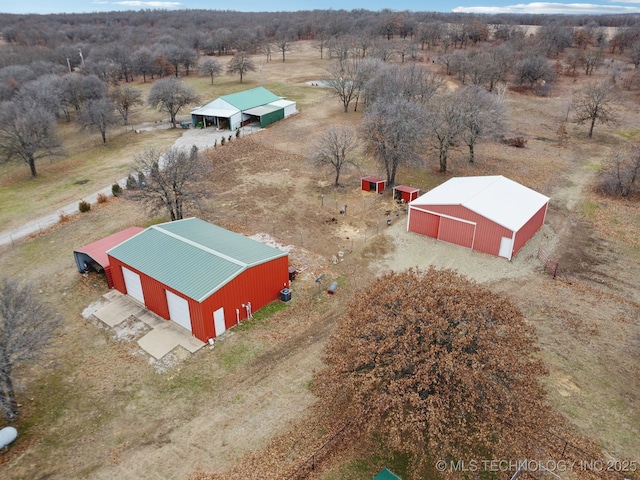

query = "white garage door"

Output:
[[166, 290, 192, 332], [122, 267, 144, 304], [213, 307, 226, 337]]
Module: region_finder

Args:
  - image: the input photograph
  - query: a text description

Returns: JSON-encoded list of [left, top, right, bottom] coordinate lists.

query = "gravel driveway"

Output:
[[372, 220, 559, 284]]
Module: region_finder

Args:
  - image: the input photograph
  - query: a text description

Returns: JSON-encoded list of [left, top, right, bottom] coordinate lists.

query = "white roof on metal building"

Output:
[[270, 99, 296, 108], [243, 104, 280, 116], [410, 175, 549, 231], [191, 98, 239, 117]]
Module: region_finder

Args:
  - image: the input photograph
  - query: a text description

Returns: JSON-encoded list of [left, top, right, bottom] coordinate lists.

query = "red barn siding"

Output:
[[408, 205, 514, 257], [438, 217, 475, 248], [403, 190, 417, 202], [513, 203, 547, 257], [408, 208, 440, 237], [109, 257, 129, 296], [394, 186, 419, 203], [361, 176, 385, 193], [105, 265, 114, 288], [197, 255, 289, 341], [107, 253, 289, 342]]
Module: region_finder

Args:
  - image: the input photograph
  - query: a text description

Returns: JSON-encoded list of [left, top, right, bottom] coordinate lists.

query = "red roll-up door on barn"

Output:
[[438, 217, 475, 249], [409, 211, 440, 238]]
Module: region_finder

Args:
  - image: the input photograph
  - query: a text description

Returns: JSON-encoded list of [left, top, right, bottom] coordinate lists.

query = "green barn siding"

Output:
[[260, 108, 284, 128]]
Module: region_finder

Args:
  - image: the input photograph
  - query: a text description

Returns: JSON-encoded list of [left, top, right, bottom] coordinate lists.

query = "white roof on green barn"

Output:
[[410, 175, 549, 231], [107, 218, 287, 302]]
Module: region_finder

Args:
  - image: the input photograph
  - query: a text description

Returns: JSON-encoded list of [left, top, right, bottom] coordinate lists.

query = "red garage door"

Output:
[[409, 210, 440, 238], [438, 217, 475, 249]]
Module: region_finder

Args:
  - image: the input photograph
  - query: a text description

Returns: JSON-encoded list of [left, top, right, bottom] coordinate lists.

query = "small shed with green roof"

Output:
[[373, 468, 402, 480], [107, 218, 289, 342], [190, 86, 296, 130]]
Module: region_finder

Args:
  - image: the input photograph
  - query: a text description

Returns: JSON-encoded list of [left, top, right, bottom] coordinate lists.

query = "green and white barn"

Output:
[[190, 86, 297, 130]]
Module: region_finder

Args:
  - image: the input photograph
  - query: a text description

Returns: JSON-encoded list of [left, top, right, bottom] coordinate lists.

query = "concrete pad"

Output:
[[137, 322, 204, 360], [137, 309, 165, 328], [137, 324, 180, 359], [103, 289, 123, 301], [179, 330, 207, 354], [93, 295, 146, 327], [90, 290, 205, 360]]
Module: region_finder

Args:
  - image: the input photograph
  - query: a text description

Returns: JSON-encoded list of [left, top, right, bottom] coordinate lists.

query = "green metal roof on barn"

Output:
[[220, 87, 281, 111], [107, 218, 287, 302]]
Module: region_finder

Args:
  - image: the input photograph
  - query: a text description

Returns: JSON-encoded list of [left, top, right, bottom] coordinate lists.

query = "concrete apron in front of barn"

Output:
[[92, 290, 205, 360]]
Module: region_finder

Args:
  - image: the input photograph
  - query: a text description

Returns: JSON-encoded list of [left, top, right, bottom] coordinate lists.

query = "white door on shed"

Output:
[[122, 266, 144, 304], [499, 236, 513, 259], [213, 307, 226, 337], [166, 290, 192, 332]]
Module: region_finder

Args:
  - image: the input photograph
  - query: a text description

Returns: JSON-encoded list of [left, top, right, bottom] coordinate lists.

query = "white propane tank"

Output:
[[0, 426, 17, 448]]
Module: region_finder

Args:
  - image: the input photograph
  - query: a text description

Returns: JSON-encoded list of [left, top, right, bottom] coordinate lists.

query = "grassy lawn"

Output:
[[0, 122, 181, 231]]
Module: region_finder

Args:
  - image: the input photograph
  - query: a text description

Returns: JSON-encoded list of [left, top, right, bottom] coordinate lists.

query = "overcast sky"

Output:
[[2, 0, 640, 15]]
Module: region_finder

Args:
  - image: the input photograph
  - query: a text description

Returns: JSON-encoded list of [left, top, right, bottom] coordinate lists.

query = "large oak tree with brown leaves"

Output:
[[313, 268, 551, 474]]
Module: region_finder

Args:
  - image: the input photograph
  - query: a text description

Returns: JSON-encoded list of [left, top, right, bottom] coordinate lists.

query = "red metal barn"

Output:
[[361, 176, 386, 194], [107, 218, 289, 342], [407, 176, 549, 260], [73, 227, 144, 287], [393, 185, 420, 203]]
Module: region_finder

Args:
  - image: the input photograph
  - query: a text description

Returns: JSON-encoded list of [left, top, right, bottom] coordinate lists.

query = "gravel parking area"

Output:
[[372, 220, 559, 284]]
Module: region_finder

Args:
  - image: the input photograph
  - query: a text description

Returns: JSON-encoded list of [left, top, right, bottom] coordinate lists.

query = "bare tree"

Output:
[[538, 21, 573, 57], [0, 65, 38, 101], [130, 145, 208, 221], [163, 44, 184, 78], [370, 38, 394, 62], [0, 277, 60, 421], [16, 75, 65, 119], [132, 47, 155, 82], [179, 47, 198, 76], [314, 268, 550, 472], [311, 126, 359, 186], [456, 86, 507, 163], [572, 80, 617, 138], [108, 85, 142, 126], [77, 97, 119, 144], [599, 143, 640, 196], [58, 74, 107, 120], [514, 55, 555, 88], [260, 41, 273, 62], [417, 21, 443, 49], [629, 40, 640, 69], [364, 62, 442, 107], [361, 97, 425, 187], [275, 33, 294, 62], [226, 52, 256, 83], [0, 98, 63, 178], [425, 93, 464, 172], [314, 29, 330, 59], [199, 58, 222, 85], [481, 44, 513, 92], [147, 77, 200, 128], [325, 57, 375, 113], [583, 47, 604, 76], [102, 42, 134, 82]]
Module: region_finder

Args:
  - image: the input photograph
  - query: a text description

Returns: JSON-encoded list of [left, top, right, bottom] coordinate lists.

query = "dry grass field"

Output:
[[0, 40, 638, 480]]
